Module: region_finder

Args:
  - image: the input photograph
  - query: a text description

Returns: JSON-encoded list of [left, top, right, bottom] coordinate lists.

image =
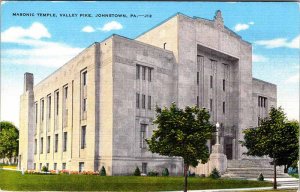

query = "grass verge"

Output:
[[0, 169, 273, 191]]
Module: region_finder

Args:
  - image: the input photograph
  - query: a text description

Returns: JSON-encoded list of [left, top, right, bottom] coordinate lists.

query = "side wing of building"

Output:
[[110, 35, 182, 175], [252, 78, 277, 126], [19, 40, 115, 173]]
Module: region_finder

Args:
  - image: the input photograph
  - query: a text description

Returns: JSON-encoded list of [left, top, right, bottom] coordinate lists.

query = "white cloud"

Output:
[[234, 21, 255, 32], [255, 35, 300, 49], [1, 23, 83, 67], [82, 25, 95, 33], [99, 21, 123, 32], [285, 73, 299, 84], [2, 22, 51, 43], [234, 24, 249, 32], [252, 54, 268, 62]]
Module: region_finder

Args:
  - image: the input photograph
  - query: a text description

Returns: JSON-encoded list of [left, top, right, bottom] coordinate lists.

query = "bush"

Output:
[[100, 166, 106, 176], [162, 168, 169, 176], [41, 166, 48, 172], [147, 171, 159, 176], [199, 174, 206, 178], [134, 166, 141, 176], [189, 172, 196, 177], [209, 168, 221, 179], [257, 173, 264, 181]]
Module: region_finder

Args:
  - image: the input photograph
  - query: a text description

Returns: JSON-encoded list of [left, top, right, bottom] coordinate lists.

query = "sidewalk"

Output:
[[168, 177, 299, 192]]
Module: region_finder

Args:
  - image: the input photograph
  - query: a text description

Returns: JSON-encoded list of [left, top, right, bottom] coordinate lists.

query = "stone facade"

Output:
[[19, 11, 277, 175]]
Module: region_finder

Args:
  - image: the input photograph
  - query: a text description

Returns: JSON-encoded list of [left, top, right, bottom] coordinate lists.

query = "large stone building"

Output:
[[19, 11, 277, 175]]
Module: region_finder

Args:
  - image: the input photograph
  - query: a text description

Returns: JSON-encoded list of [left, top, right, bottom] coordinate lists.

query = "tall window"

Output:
[[142, 94, 145, 109], [81, 126, 86, 149], [258, 96, 267, 108], [55, 134, 58, 152], [148, 69, 152, 82], [47, 136, 50, 153], [83, 71, 87, 86], [34, 139, 37, 154], [223, 102, 226, 114], [41, 99, 44, 121], [136, 65, 140, 79], [63, 86, 68, 127], [210, 76, 213, 89], [54, 163, 57, 170], [140, 124, 147, 149], [83, 98, 87, 112], [197, 72, 199, 85], [136, 93, 140, 108], [210, 99, 213, 111], [148, 96, 151, 110], [142, 66, 146, 80], [223, 79, 225, 91], [64, 86, 68, 99], [47, 96, 51, 119], [62, 163, 66, 170], [40, 137, 43, 154], [197, 96, 199, 107], [63, 132, 67, 152], [55, 91, 59, 116]]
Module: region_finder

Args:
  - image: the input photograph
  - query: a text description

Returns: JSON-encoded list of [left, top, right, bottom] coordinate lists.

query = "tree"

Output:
[[146, 103, 213, 192], [240, 107, 298, 189], [0, 121, 19, 164], [275, 120, 299, 173]]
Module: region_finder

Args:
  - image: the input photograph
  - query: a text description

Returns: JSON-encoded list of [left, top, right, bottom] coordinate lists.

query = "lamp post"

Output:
[[216, 122, 220, 145]]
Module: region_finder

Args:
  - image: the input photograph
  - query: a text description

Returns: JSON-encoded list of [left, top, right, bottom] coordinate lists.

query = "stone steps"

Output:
[[224, 159, 289, 179]]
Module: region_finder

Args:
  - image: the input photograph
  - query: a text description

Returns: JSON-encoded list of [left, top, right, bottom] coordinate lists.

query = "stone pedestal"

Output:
[[209, 144, 227, 174]]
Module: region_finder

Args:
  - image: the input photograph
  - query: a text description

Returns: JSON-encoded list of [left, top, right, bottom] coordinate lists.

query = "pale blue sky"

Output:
[[1, 1, 299, 125]]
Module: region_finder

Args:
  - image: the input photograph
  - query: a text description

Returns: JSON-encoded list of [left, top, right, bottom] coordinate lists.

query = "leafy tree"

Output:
[[0, 121, 19, 164], [275, 120, 299, 173], [241, 107, 298, 189], [146, 103, 213, 192]]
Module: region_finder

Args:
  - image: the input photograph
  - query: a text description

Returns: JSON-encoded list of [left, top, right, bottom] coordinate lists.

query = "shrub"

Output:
[[100, 166, 106, 176], [134, 166, 141, 176], [189, 172, 196, 177], [209, 168, 221, 179], [257, 173, 264, 181], [162, 168, 169, 176], [147, 171, 159, 176], [41, 166, 48, 172], [199, 174, 206, 178]]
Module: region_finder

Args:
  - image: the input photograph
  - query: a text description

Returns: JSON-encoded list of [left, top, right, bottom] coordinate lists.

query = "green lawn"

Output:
[[0, 170, 273, 191]]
